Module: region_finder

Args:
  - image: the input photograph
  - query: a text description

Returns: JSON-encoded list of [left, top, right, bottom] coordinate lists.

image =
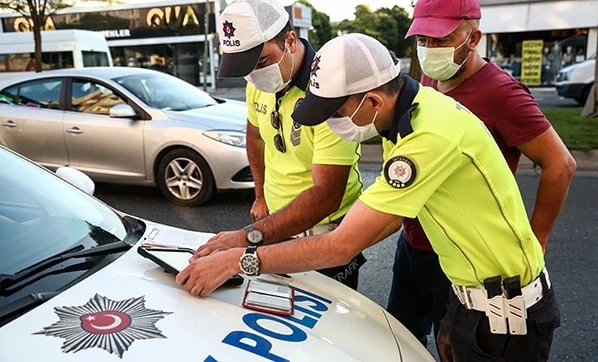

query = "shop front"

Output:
[[0, 1, 220, 88], [479, 0, 598, 86]]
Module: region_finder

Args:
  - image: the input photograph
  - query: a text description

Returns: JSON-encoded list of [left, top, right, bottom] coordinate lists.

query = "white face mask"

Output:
[[417, 31, 471, 81], [245, 46, 294, 93], [326, 95, 379, 142]]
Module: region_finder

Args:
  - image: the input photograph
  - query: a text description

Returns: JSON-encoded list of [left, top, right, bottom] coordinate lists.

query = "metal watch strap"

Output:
[[243, 224, 264, 246]]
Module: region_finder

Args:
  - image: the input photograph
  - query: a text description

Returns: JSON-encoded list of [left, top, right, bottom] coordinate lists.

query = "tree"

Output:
[[0, 0, 74, 72], [295, 0, 333, 50], [332, 4, 412, 58], [378, 6, 412, 57]]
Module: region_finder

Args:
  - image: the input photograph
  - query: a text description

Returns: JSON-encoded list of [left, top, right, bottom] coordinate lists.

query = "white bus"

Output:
[[0, 29, 112, 81]]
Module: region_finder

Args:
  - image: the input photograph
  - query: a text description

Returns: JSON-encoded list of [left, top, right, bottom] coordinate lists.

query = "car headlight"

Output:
[[203, 130, 246, 148]]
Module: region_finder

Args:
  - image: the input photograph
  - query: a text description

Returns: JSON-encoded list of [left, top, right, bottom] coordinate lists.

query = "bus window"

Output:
[[1, 52, 73, 71], [82, 51, 110, 67], [0, 30, 112, 81]]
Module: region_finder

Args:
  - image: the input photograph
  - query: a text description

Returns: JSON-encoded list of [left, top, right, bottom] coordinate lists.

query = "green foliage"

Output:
[[543, 107, 598, 150], [328, 4, 413, 57], [295, 0, 334, 50]]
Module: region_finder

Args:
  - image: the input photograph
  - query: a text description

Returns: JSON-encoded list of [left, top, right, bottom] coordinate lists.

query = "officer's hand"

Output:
[[192, 230, 246, 259], [250, 198, 269, 221], [177, 249, 239, 297]]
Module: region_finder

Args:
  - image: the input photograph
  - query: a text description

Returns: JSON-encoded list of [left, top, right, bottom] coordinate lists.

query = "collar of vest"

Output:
[[382, 75, 420, 144], [276, 37, 313, 97]]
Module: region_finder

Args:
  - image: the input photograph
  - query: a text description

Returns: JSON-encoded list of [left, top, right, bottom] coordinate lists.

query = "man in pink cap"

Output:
[[178, 32, 563, 362], [387, 0, 576, 359]]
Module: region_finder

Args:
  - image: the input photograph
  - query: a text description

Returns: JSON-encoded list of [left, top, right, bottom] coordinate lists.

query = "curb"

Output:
[[360, 144, 598, 172]]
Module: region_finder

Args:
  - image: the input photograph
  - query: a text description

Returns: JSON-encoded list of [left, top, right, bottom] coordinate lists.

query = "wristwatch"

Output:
[[244, 224, 264, 246], [239, 245, 260, 276]]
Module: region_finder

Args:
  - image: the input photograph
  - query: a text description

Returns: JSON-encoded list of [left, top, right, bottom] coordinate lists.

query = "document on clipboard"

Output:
[[242, 279, 294, 315]]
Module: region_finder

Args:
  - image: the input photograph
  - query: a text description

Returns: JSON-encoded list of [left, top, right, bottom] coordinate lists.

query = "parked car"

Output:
[[0, 67, 253, 206], [0, 145, 434, 361], [555, 55, 596, 105]]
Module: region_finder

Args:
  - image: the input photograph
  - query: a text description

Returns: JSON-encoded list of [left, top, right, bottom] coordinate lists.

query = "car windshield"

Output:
[[0, 148, 128, 275], [114, 72, 218, 111]]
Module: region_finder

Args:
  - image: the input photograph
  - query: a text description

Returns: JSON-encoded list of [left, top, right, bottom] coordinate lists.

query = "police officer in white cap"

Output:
[[193, 0, 366, 289]]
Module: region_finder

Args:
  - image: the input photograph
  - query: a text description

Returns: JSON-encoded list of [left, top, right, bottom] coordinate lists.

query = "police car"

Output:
[[0, 146, 434, 361]]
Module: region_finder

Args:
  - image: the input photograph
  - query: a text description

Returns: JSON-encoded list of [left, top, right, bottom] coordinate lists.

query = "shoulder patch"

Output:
[[384, 156, 416, 189]]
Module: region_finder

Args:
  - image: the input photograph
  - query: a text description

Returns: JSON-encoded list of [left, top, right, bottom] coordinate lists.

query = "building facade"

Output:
[[0, 0, 311, 89], [479, 0, 598, 86], [0, 1, 221, 88]]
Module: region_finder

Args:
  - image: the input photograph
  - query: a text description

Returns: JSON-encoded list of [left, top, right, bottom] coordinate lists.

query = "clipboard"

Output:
[[137, 245, 196, 274], [242, 279, 294, 316], [137, 245, 244, 287]]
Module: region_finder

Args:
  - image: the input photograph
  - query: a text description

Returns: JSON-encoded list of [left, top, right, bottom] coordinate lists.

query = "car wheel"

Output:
[[157, 149, 215, 206]]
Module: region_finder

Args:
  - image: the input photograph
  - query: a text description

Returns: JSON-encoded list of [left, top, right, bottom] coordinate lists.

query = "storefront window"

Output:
[[109, 42, 212, 87], [487, 28, 589, 86]]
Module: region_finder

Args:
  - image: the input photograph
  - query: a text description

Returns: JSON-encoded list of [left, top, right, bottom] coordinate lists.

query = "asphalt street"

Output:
[[94, 166, 598, 361], [209, 85, 581, 108]]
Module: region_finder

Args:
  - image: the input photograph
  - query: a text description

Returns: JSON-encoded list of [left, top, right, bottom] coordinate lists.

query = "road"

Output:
[[532, 87, 580, 108], [94, 167, 598, 361], [210, 86, 580, 108]]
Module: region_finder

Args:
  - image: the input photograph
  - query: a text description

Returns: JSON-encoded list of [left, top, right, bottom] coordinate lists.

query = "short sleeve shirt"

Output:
[[405, 60, 552, 252], [360, 76, 545, 287], [246, 40, 362, 224], [422, 60, 550, 172]]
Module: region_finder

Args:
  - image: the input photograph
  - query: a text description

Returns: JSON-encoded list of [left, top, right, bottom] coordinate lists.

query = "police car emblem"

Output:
[[384, 156, 416, 188], [35, 294, 172, 358]]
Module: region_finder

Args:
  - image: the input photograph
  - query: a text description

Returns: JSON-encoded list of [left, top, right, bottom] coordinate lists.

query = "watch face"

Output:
[[240, 254, 259, 275], [247, 229, 263, 245]]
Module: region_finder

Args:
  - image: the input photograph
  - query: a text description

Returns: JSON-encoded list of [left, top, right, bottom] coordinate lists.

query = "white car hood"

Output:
[[0, 221, 433, 362]]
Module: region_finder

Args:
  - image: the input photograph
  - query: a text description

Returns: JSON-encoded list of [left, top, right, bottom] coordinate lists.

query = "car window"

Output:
[[71, 79, 125, 115], [0, 79, 62, 109], [115, 72, 217, 111]]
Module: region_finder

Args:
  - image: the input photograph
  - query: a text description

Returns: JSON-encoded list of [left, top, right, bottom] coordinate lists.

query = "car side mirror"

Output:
[[109, 104, 137, 118], [56, 167, 95, 195]]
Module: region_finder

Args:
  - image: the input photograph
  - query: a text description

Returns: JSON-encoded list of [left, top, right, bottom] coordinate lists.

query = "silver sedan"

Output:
[[0, 67, 253, 206]]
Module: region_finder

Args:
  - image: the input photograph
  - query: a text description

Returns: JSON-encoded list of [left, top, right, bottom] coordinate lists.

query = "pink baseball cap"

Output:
[[405, 0, 481, 38]]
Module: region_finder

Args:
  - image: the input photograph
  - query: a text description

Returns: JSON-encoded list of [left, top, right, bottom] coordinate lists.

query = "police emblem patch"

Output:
[[35, 294, 172, 358], [384, 156, 416, 188], [222, 21, 236, 39], [309, 55, 321, 89]]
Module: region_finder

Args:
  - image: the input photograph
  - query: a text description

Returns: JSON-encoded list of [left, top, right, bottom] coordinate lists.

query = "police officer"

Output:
[[386, 0, 576, 351], [178, 33, 561, 361], [193, 0, 365, 289]]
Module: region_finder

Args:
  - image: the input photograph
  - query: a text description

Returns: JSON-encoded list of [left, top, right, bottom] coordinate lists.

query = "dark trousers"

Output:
[[437, 274, 560, 361], [386, 230, 450, 347], [317, 252, 366, 290]]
